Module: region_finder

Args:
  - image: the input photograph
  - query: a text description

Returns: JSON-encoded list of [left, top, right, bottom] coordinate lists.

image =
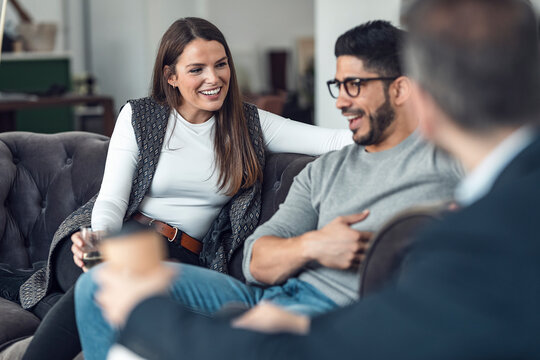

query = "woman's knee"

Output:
[[74, 268, 99, 309]]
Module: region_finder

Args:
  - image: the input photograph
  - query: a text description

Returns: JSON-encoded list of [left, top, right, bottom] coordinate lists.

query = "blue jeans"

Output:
[[75, 262, 337, 360]]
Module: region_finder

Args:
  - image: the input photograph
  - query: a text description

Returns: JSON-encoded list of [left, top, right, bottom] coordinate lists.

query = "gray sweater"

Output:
[[242, 130, 464, 306]]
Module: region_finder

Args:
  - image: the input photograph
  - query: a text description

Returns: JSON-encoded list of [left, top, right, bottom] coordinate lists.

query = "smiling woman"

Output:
[[20, 16, 353, 360], [150, 18, 261, 198], [168, 39, 231, 122]]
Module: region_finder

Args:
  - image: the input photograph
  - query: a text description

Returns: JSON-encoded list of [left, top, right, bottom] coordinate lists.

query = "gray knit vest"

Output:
[[19, 97, 265, 309]]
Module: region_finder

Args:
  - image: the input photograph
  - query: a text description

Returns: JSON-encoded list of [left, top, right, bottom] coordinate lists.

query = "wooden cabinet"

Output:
[[0, 52, 73, 133]]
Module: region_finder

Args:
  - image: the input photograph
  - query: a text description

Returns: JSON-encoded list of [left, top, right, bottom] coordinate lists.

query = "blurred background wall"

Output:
[[3, 0, 540, 131], [315, 0, 401, 129], [80, 0, 316, 112]]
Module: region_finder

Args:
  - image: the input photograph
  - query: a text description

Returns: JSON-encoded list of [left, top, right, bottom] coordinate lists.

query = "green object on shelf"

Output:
[[0, 56, 73, 133]]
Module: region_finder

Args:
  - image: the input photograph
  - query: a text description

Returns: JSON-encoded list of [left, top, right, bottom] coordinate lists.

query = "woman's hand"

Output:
[[71, 231, 88, 272]]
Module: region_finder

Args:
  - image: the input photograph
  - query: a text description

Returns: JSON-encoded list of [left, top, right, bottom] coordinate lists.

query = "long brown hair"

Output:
[[151, 17, 262, 196]]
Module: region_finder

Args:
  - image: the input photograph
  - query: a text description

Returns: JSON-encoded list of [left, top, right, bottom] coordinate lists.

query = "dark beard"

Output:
[[353, 94, 396, 146]]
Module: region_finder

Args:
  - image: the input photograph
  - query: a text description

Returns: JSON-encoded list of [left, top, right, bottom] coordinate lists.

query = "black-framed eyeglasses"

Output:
[[326, 77, 398, 99]]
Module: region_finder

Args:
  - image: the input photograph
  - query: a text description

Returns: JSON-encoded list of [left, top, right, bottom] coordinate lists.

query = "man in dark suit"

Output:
[[98, 0, 540, 358]]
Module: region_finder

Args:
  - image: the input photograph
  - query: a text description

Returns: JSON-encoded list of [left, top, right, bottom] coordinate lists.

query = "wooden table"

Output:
[[0, 94, 115, 136]]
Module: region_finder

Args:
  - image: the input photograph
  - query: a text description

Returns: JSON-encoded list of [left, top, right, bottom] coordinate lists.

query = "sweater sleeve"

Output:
[[242, 160, 320, 284], [91, 103, 139, 232], [258, 109, 352, 155]]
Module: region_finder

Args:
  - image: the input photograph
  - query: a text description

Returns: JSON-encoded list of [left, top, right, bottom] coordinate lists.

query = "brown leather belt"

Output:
[[132, 212, 202, 255]]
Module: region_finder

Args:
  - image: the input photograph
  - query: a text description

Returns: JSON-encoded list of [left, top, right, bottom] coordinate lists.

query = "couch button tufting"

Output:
[[13, 157, 19, 164], [41, 201, 47, 208], [66, 158, 73, 165]]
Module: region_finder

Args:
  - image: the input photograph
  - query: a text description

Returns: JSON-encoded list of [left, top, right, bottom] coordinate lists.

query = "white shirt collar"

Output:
[[455, 126, 536, 206]]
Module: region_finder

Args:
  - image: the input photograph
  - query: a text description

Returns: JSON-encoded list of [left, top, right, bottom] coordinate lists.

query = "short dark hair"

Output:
[[405, 0, 540, 131], [335, 20, 405, 77]]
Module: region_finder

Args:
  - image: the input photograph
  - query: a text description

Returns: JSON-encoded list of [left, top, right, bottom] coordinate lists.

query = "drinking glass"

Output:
[[80, 226, 104, 268]]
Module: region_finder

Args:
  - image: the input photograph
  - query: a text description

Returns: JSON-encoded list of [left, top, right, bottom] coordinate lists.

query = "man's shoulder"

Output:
[[430, 168, 540, 240], [407, 134, 465, 179], [310, 143, 357, 168], [288, 144, 358, 190]]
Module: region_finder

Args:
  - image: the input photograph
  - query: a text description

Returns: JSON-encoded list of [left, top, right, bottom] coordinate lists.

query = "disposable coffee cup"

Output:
[[99, 223, 165, 275]]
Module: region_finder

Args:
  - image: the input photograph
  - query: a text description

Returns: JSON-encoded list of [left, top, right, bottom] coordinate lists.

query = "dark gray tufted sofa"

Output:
[[0, 131, 315, 350]]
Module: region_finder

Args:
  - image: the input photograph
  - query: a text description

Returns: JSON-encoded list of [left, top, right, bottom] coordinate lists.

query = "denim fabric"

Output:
[[75, 262, 337, 360]]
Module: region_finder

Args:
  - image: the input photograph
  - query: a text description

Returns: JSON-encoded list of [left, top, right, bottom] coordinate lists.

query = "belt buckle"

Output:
[[168, 227, 179, 243]]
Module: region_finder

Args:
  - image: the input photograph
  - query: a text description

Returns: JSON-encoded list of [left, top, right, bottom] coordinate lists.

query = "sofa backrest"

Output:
[[228, 152, 315, 279], [0, 132, 109, 268], [259, 152, 315, 225], [0, 131, 315, 272]]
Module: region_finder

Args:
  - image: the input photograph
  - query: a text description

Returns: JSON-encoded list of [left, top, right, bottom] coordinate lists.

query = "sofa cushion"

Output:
[[0, 132, 109, 269], [0, 335, 32, 359], [259, 152, 315, 225], [0, 263, 44, 302], [0, 298, 39, 349]]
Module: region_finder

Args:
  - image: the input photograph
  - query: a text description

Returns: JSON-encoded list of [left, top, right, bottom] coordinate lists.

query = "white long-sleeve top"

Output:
[[92, 103, 352, 238]]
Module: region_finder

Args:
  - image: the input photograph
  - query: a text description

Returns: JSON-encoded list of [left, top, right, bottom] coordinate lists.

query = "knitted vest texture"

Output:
[[20, 97, 264, 309]]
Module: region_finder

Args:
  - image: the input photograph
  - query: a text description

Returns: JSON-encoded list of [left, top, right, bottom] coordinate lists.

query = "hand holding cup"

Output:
[[71, 227, 105, 272], [95, 225, 171, 327]]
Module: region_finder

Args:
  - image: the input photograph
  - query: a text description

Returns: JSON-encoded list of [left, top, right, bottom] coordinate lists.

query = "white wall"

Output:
[[69, 0, 203, 111], [314, 0, 401, 128], [145, 0, 202, 71], [205, 0, 314, 93], [87, 0, 152, 108], [64, 0, 84, 74]]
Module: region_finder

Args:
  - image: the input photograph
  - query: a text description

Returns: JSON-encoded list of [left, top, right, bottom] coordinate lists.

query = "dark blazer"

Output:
[[117, 134, 540, 360]]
